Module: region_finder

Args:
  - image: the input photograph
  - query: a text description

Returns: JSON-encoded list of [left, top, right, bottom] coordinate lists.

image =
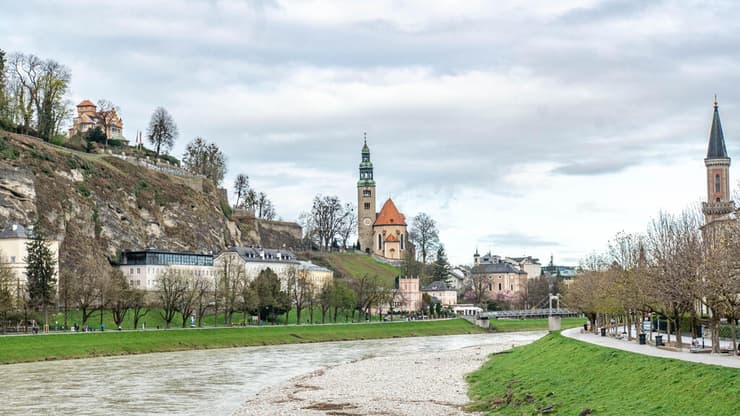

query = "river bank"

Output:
[[234, 331, 546, 416], [0, 319, 483, 364]]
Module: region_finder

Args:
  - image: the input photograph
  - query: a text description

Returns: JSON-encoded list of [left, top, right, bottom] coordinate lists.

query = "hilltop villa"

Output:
[[68, 99, 125, 140]]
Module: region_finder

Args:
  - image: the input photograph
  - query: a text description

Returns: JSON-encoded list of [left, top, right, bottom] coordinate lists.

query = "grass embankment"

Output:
[[467, 332, 740, 415], [0, 318, 483, 365], [301, 252, 401, 284]]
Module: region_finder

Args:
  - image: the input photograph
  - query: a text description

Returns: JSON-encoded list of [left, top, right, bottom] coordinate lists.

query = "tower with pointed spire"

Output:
[[357, 133, 377, 253], [702, 96, 735, 225]]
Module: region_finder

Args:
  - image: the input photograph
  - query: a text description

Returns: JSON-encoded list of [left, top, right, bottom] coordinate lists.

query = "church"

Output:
[[701, 97, 735, 226], [356, 138, 409, 261]]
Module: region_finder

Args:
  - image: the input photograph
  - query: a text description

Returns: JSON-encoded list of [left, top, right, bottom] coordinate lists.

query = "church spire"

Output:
[[707, 95, 728, 159]]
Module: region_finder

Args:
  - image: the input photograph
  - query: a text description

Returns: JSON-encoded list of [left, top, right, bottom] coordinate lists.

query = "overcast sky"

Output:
[[3, 0, 739, 266]]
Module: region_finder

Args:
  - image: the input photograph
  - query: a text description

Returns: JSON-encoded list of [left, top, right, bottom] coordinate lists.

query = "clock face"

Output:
[[363, 217, 372, 226]]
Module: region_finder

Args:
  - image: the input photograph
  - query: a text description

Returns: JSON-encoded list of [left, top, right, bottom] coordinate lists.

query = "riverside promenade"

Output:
[[562, 327, 740, 368]]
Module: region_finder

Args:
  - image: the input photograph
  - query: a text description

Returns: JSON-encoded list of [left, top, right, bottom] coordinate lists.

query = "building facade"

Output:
[[68, 99, 125, 140], [392, 276, 422, 312], [470, 261, 528, 301], [118, 249, 215, 290], [214, 247, 333, 291], [421, 280, 458, 306], [357, 138, 377, 253], [0, 223, 60, 294]]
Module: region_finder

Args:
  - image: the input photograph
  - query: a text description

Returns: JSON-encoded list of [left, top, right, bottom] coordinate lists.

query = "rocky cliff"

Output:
[[0, 131, 302, 267]]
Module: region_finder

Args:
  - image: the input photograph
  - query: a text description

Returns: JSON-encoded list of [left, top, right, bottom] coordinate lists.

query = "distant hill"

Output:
[[300, 252, 401, 284]]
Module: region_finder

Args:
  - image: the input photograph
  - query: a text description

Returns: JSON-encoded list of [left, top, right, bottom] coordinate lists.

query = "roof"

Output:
[[374, 198, 407, 226], [297, 260, 332, 273], [77, 99, 96, 107], [707, 99, 729, 159], [0, 223, 29, 239], [472, 262, 527, 275], [221, 246, 298, 264], [422, 280, 455, 291], [384, 233, 399, 242]]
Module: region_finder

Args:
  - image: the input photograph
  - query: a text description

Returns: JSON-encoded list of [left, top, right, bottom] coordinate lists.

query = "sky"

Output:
[[2, 0, 740, 266]]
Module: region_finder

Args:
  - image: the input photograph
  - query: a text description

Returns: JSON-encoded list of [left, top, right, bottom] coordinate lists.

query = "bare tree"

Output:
[[308, 195, 350, 251], [287, 267, 311, 324], [466, 268, 490, 307], [130, 288, 149, 330], [95, 99, 120, 146], [157, 269, 189, 328], [216, 253, 246, 325], [337, 203, 356, 249], [0, 250, 15, 329], [109, 269, 131, 329], [349, 274, 387, 321], [147, 106, 178, 158], [409, 212, 439, 264], [192, 276, 212, 327], [234, 174, 249, 208], [182, 137, 227, 185]]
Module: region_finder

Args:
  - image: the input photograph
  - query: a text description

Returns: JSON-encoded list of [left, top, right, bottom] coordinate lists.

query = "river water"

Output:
[[2, 332, 539, 416]]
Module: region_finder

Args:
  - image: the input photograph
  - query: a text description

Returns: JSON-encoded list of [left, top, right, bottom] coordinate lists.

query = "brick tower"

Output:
[[357, 134, 376, 253], [702, 96, 735, 225]]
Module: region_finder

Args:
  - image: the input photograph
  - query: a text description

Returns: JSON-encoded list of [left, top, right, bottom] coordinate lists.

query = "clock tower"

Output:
[[357, 134, 376, 253]]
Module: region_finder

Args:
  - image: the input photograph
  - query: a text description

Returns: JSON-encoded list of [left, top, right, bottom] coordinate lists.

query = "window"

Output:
[[510, 284, 513, 290], [498, 283, 502, 291], [129, 269, 134, 275], [137, 268, 141, 275], [364, 202, 370, 210], [715, 174, 721, 193], [400, 234, 404, 250], [378, 234, 382, 250], [363, 190, 371, 197]]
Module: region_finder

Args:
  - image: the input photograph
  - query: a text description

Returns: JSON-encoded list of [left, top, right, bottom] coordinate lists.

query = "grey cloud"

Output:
[[551, 160, 632, 176]]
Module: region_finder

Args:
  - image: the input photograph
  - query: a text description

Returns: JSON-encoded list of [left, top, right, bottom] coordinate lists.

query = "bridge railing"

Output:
[[480, 308, 579, 319]]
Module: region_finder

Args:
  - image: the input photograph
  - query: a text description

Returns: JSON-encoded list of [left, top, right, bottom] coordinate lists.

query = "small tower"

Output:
[[357, 134, 376, 253], [473, 248, 480, 266], [702, 96, 735, 225]]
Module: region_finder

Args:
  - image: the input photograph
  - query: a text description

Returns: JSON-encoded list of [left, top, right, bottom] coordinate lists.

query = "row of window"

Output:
[[488, 283, 515, 291], [123, 252, 214, 266]]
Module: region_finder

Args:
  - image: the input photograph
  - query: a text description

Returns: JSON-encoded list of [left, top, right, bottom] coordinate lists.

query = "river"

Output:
[[2, 332, 538, 415]]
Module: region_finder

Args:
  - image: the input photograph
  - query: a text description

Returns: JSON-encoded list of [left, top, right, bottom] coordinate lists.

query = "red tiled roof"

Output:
[[385, 234, 399, 242], [77, 99, 95, 107], [374, 198, 407, 226]]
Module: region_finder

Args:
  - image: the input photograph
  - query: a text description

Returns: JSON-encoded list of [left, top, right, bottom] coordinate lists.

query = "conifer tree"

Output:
[[430, 245, 451, 284], [25, 224, 57, 331]]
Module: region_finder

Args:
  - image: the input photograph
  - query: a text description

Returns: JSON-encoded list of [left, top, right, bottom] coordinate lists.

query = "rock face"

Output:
[[0, 131, 302, 266]]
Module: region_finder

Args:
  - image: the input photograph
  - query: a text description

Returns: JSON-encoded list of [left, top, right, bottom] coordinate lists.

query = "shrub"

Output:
[[50, 135, 66, 146], [77, 184, 91, 197]]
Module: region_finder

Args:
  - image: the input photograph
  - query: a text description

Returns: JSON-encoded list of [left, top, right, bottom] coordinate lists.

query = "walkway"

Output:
[[562, 327, 740, 369]]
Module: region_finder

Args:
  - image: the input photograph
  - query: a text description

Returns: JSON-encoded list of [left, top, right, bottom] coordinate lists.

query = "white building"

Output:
[[422, 280, 458, 306], [118, 249, 215, 290], [0, 223, 60, 292]]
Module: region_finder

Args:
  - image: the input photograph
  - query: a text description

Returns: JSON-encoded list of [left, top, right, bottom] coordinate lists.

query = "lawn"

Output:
[[301, 251, 401, 284], [467, 332, 740, 415], [0, 318, 484, 364]]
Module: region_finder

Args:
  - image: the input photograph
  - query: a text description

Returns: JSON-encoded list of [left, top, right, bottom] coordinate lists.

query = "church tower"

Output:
[[702, 96, 735, 225], [357, 134, 376, 253]]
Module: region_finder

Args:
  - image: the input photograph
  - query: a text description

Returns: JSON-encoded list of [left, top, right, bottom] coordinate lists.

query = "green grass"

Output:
[[44, 307, 375, 331], [0, 319, 483, 364], [467, 332, 740, 415], [490, 317, 583, 332], [301, 252, 401, 284]]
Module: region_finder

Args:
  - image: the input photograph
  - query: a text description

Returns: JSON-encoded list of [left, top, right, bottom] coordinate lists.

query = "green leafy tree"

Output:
[[85, 126, 106, 144], [247, 268, 290, 323], [25, 224, 57, 330]]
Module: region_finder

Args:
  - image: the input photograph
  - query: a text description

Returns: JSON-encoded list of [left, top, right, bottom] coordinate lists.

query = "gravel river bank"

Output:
[[235, 331, 546, 416]]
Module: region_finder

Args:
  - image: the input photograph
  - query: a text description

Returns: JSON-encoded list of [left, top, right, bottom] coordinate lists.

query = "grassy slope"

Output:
[[467, 332, 740, 415], [301, 252, 401, 284], [0, 319, 483, 365]]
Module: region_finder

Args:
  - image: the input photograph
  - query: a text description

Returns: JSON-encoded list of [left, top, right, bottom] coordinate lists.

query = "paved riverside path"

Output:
[[562, 327, 740, 368]]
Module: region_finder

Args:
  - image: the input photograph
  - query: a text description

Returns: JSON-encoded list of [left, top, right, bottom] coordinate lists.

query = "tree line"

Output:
[[565, 206, 739, 353]]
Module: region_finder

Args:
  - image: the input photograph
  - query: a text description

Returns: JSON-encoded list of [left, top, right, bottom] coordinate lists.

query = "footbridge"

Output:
[[480, 308, 580, 319]]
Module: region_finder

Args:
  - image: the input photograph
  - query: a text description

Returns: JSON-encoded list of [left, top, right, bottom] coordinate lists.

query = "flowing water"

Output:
[[1, 332, 541, 415]]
